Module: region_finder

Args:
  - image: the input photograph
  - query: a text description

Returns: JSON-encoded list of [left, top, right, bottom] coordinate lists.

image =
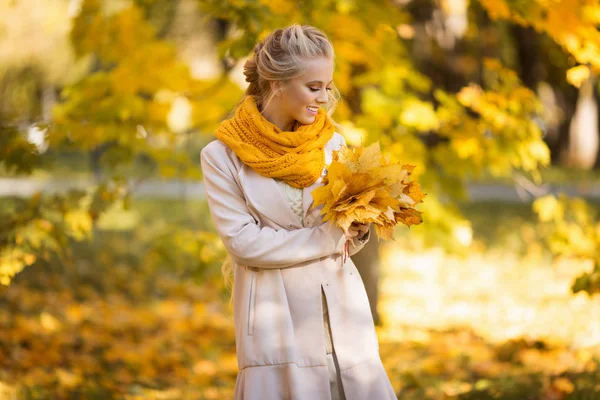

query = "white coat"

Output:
[[200, 133, 396, 400]]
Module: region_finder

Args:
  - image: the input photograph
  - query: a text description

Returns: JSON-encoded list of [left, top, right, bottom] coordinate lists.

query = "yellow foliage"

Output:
[[480, 0, 600, 71], [40, 312, 62, 332], [478, 0, 511, 19], [0, 249, 36, 286], [553, 377, 575, 394], [259, 0, 297, 15], [566, 65, 591, 87], [193, 360, 217, 377], [534, 194, 600, 295], [452, 137, 481, 159], [399, 99, 439, 132], [65, 209, 93, 240], [56, 368, 82, 388], [533, 195, 563, 222], [0, 381, 19, 399], [312, 142, 425, 239], [436, 58, 549, 181]]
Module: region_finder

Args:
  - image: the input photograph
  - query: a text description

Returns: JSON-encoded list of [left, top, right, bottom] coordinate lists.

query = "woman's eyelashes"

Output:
[[309, 87, 332, 92]]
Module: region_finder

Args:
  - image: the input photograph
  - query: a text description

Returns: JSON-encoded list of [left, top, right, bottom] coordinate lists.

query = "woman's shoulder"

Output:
[[200, 139, 243, 171], [201, 139, 229, 155]]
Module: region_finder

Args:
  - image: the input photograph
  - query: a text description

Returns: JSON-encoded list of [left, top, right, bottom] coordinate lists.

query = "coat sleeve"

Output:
[[334, 133, 371, 257], [201, 142, 346, 269]]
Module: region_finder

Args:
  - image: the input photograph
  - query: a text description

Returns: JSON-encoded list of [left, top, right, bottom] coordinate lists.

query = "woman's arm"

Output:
[[201, 142, 346, 269]]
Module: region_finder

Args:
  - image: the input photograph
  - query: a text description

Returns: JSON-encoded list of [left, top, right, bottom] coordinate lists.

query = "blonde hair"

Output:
[[221, 24, 341, 294], [243, 24, 340, 116]]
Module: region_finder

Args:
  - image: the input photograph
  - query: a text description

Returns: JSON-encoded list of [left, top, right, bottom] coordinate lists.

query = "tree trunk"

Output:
[[564, 77, 599, 169], [511, 25, 542, 90]]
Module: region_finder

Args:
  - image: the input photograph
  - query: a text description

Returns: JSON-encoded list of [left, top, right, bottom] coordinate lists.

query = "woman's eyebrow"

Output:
[[307, 80, 333, 84]]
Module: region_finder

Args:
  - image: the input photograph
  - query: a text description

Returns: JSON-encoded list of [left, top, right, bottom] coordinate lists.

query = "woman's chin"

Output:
[[298, 114, 317, 125]]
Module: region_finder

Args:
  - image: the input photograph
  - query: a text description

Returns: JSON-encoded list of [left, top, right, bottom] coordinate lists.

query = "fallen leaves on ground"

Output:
[[0, 264, 237, 399]]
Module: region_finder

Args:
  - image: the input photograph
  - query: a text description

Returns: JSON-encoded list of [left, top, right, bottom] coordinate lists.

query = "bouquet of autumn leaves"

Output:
[[312, 142, 425, 258]]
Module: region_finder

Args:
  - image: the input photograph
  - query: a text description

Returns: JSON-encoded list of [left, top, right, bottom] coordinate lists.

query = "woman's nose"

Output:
[[317, 89, 328, 104]]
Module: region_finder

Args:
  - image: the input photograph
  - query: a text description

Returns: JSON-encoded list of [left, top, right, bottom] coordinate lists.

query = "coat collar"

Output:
[[237, 134, 341, 229], [238, 165, 304, 229]]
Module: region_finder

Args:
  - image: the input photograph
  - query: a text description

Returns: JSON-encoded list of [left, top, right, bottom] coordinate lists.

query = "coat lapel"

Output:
[[238, 164, 303, 229], [238, 134, 343, 228], [302, 177, 323, 219]]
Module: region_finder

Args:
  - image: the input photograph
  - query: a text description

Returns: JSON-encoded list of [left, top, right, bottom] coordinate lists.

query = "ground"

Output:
[[1, 199, 599, 399]]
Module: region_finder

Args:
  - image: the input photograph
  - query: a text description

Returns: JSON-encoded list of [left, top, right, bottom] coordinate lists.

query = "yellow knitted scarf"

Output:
[[214, 95, 335, 188]]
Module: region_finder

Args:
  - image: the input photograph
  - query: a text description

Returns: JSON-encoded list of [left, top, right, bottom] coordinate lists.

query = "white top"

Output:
[[274, 179, 304, 223]]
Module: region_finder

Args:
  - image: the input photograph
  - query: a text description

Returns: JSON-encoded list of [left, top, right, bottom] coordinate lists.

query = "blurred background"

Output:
[[1, 0, 600, 399]]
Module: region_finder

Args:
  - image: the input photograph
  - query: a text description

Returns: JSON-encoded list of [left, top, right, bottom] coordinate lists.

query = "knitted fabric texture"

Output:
[[214, 95, 335, 189]]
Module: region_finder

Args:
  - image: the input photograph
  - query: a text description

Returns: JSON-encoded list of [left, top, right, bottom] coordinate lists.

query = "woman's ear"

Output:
[[270, 81, 281, 96]]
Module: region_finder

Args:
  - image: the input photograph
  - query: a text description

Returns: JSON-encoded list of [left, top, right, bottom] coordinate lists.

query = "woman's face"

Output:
[[267, 57, 334, 131]]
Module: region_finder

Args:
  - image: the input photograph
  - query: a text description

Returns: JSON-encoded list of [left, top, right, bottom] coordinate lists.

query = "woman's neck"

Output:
[[259, 102, 296, 132]]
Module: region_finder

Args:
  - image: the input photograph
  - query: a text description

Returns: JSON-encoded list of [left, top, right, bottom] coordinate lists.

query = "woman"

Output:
[[201, 24, 396, 400]]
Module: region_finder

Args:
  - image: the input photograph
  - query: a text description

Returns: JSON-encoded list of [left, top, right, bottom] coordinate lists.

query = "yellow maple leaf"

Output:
[[403, 181, 426, 204], [312, 142, 425, 239], [395, 207, 423, 227]]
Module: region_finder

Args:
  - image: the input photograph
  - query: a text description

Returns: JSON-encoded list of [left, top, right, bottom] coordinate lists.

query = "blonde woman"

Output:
[[201, 24, 396, 400]]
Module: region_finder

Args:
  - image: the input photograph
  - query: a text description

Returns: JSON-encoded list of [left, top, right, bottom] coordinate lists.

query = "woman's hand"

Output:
[[341, 222, 371, 262], [345, 222, 370, 241]]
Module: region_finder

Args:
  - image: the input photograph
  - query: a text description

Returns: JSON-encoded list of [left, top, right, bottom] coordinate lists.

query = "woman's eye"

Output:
[[310, 87, 332, 92]]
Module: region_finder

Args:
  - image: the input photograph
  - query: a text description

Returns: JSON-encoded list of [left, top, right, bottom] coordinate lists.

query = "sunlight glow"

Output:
[[380, 245, 600, 349]]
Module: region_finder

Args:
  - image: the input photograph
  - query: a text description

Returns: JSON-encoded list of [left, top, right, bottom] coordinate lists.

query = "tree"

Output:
[[2, 0, 598, 300], [477, 0, 600, 296], [0, 0, 241, 285], [191, 0, 550, 317], [478, 0, 600, 169]]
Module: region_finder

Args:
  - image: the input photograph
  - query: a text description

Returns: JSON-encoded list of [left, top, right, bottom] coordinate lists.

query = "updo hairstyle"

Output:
[[242, 24, 340, 115]]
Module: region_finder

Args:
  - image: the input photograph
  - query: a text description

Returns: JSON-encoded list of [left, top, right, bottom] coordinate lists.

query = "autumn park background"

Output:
[[2, 0, 600, 398]]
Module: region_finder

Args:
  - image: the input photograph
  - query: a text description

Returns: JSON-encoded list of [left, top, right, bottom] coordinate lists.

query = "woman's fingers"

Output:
[[345, 223, 371, 239], [345, 228, 359, 239], [348, 223, 370, 240], [350, 222, 370, 236]]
